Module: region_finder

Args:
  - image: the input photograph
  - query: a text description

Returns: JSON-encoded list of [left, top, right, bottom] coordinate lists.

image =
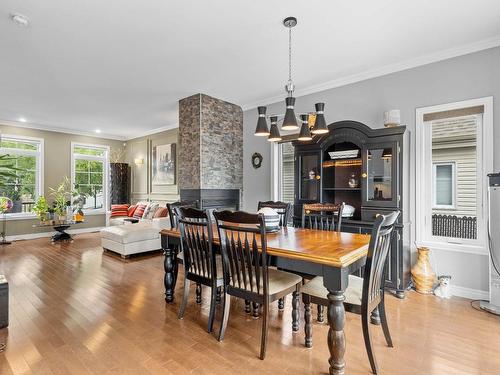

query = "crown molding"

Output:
[[0, 119, 128, 141], [242, 35, 500, 111], [0, 119, 180, 141], [126, 122, 178, 140]]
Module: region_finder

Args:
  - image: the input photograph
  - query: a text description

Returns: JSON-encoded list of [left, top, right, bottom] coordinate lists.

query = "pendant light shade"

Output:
[[267, 116, 282, 142], [254, 106, 270, 136], [281, 97, 299, 130], [298, 114, 312, 141], [311, 103, 329, 134]]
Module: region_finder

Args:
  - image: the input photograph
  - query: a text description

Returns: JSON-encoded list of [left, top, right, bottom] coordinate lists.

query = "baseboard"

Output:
[[451, 285, 489, 300], [6, 227, 103, 242]]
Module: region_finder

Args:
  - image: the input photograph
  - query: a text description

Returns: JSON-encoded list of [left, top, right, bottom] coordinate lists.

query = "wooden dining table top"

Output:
[[160, 226, 370, 269]]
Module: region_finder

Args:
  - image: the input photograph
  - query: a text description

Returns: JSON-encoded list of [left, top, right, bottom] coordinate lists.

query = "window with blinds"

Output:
[[280, 142, 295, 204]]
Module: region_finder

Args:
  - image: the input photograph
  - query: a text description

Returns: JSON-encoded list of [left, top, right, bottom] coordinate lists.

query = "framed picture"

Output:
[[152, 143, 176, 185]]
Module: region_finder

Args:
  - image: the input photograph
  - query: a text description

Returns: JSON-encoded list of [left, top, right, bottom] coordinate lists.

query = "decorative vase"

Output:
[[348, 173, 358, 188], [411, 247, 436, 294]]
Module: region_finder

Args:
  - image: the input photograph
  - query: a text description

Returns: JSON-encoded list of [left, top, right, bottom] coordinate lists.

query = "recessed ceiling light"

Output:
[[19, 117, 27, 123], [10, 13, 30, 28], [95, 129, 101, 134]]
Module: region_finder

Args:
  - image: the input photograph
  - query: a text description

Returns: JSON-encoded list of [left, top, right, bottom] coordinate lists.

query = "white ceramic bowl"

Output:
[[257, 207, 280, 229]]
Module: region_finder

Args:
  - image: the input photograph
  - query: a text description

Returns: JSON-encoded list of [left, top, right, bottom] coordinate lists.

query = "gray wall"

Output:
[[125, 128, 180, 204], [243, 46, 500, 295]]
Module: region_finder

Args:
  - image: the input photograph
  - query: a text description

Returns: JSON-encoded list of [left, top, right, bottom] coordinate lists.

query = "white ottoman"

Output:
[[100, 223, 162, 258]]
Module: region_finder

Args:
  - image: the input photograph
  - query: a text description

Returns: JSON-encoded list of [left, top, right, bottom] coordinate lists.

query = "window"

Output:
[[0, 135, 43, 215], [71, 143, 109, 212], [416, 97, 493, 252], [270, 142, 295, 224], [433, 162, 455, 209]]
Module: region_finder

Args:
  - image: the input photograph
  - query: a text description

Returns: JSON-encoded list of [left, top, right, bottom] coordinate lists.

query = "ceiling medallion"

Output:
[[254, 16, 329, 142]]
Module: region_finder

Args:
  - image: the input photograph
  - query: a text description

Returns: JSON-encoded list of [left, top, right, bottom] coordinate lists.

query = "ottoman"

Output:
[[100, 222, 162, 258]]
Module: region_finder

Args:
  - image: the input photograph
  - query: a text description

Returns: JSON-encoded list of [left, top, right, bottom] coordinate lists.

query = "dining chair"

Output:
[[257, 200, 292, 227], [166, 200, 199, 298], [301, 202, 345, 231], [301, 202, 345, 322], [213, 210, 303, 360], [300, 211, 400, 375], [256, 200, 292, 314], [176, 207, 223, 333]]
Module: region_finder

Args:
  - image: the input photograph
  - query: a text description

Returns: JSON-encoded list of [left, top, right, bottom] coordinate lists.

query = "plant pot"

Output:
[[11, 201, 22, 213], [411, 247, 436, 294], [58, 215, 66, 223]]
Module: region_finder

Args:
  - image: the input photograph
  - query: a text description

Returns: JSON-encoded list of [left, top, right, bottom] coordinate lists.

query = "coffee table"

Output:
[[33, 221, 83, 242]]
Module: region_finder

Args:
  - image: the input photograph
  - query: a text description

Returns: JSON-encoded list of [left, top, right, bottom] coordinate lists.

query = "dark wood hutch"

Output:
[[292, 120, 410, 298]]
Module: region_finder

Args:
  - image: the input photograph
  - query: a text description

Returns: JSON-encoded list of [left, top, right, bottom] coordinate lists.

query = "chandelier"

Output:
[[254, 16, 329, 142]]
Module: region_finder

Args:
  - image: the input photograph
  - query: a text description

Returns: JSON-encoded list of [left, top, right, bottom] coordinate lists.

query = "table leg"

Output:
[[327, 290, 346, 375], [164, 246, 175, 303]]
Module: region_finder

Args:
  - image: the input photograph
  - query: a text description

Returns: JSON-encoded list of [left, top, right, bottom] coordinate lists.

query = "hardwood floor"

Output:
[[0, 233, 499, 374]]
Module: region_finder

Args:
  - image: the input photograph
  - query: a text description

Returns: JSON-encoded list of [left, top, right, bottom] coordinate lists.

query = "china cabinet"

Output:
[[293, 120, 410, 297]]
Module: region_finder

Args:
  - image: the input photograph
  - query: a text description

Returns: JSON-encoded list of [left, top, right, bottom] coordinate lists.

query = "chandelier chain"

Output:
[[288, 27, 292, 83]]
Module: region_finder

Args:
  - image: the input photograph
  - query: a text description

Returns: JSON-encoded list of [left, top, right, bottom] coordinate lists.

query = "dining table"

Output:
[[160, 225, 371, 375]]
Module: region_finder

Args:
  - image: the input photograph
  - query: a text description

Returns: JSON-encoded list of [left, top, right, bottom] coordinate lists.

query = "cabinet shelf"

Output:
[[323, 187, 361, 191]]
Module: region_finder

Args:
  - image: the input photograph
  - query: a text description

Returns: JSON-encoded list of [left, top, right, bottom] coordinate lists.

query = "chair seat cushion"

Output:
[[187, 254, 223, 279], [300, 275, 363, 306], [100, 223, 160, 244], [230, 268, 302, 296]]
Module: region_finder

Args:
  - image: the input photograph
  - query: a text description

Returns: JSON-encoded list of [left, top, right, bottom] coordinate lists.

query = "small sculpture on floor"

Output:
[[434, 275, 452, 299]]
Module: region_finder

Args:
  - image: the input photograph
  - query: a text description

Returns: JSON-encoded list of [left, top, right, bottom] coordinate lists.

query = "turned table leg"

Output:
[[327, 290, 346, 375], [163, 247, 175, 303]]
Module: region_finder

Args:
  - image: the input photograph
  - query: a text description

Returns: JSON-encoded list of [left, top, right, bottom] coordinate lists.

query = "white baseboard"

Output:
[[6, 227, 103, 242], [451, 285, 489, 300]]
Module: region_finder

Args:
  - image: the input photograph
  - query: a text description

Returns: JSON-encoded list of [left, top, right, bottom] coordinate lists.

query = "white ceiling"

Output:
[[1, 0, 500, 140]]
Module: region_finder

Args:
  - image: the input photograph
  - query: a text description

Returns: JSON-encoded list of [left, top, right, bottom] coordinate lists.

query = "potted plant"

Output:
[[72, 189, 87, 222], [32, 196, 49, 223], [50, 177, 72, 223]]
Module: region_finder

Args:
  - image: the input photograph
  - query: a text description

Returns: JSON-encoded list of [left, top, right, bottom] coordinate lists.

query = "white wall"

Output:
[[243, 46, 500, 298]]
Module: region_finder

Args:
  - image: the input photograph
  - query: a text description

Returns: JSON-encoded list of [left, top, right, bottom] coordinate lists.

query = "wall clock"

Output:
[[251, 153, 263, 169]]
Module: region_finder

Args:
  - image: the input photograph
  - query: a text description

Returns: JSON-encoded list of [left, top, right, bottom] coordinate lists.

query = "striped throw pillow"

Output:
[[153, 207, 169, 218], [110, 204, 129, 218], [127, 205, 137, 217], [133, 204, 147, 219]]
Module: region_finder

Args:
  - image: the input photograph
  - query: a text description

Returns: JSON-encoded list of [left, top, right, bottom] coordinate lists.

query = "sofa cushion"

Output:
[[133, 204, 147, 219], [143, 203, 159, 219], [153, 207, 169, 218], [100, 223, 160, 244], [110, 204, 129, 217], [127, 205, 137, 217]]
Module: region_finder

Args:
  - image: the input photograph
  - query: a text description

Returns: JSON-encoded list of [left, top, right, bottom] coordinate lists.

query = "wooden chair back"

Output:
[[167, 200, 199, 229], [257, 201, 291, 227], [363, 211, 400, 310], [213, 210, 268, 297], [176, 207, 217, 283], [301, 203, 345, 232]]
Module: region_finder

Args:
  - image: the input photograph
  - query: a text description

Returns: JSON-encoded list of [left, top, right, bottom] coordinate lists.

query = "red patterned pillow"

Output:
[[110, 204, 129, 217], [133, 204, 147, 219], [127, 205, 137, 217], [153, 207, 169, 218]]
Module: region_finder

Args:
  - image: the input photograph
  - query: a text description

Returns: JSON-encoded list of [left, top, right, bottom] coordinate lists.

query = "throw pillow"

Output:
[[110, 204, 129, 218], [127, 205, 137, 217], [153, 207, 169, 218], [133, 204, 147, 219], [144, 203, 159, 219]]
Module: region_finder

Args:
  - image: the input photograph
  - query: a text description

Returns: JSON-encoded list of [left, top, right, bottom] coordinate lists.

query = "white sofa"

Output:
[[101, 202, 171, 258]]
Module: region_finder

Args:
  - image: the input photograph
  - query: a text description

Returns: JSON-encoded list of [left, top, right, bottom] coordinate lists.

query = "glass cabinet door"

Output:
[[363, 143, 398, 207], [298, 153, 320, 201]]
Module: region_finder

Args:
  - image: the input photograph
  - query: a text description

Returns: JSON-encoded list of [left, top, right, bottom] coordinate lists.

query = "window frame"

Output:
[[432, 161, 456, 210], [0, 134, 44, 218], [70, 142, 110, 214], [415, 97, 493, 254]]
